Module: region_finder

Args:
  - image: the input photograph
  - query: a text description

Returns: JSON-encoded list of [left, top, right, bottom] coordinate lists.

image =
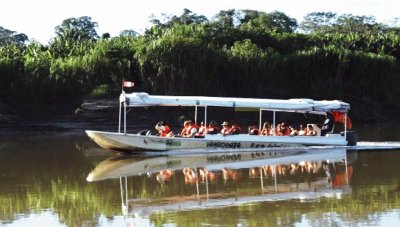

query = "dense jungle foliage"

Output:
[[1, 10, 400, 121]]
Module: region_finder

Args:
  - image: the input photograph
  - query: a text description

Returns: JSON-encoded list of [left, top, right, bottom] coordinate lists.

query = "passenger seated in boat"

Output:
[[306, 124, 317, 136], [206, 120, 220, 135], [221, 121, 241, 136], [155, 121, 171, 137], [220, 121, 231, 135], [260, 122, 271, 136], [321, 112, 335, 136], [248, 123, 259, 135], [289, 125, 298, 136], [280, 122, 290, 136], [298, 124, 307, 136], [198, 121, 206, 135], [194, 121, 206, 137], [184, 120, 198, 138], [180, 120, 191, 137], [274, 124, 282, 136], [229, 123, 242, 135]]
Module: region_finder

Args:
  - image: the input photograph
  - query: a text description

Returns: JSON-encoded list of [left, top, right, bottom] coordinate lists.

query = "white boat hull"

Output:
[[85, 130, 348, 152]]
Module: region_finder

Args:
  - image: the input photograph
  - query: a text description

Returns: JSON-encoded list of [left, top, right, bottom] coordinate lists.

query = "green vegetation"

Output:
[[1, 10, 400, 121]]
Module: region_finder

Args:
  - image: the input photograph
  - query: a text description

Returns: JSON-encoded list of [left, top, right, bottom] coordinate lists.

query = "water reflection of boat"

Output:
[[86, 148, 355, 216]]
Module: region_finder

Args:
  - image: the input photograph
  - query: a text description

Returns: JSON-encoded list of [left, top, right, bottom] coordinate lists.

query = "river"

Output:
[[1, 122, 400, 226]]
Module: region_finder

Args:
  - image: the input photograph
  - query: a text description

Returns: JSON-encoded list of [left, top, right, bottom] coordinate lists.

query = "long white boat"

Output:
[[86, 92, 357, 152]]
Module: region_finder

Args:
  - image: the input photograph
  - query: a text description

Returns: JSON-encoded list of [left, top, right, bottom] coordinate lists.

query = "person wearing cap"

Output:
[[220, 121, 231, 135]]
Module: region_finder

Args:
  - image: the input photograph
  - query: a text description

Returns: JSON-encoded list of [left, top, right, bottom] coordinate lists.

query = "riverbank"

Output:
[[0, 99, 119, 135]]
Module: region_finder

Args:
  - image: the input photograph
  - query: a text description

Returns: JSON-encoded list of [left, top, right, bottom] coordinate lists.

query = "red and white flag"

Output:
[[122, 81, 135, 88]]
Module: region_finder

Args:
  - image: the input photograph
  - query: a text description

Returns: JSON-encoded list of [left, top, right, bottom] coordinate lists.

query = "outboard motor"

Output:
[[341, 131, 357, 146]]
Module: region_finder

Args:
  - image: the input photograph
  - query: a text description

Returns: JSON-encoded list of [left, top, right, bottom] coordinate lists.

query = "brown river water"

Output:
[[1, 120, 400, 226]]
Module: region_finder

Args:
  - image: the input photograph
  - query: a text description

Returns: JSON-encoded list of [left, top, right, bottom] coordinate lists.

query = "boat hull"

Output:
[[85, 130, 348, 152]]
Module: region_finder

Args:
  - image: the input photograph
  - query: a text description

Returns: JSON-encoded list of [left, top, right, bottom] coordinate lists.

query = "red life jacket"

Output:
[[159, 125, 170, 137], [229, 124, 242, 135], [281, 127, 290, 136]]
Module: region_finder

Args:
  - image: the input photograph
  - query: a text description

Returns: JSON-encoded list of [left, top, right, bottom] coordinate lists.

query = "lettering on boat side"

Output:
[[206, 142, 241, 148], [166, 139, 181, 146], [250, 151, 280, 158], [250, 143, 281, 148], [206, 154, 242, 163]]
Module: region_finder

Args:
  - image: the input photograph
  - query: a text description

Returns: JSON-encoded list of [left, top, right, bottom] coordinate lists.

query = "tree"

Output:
[[149, 8, 208, 29], [240, 11, 298, 33], [335, 14, 378, 33], [50, 16, 99, 57], [300, 12, 337, 33], [54, 16, 99, 43], [101, 33, 111, 39], [264, 11, 298, 33], [213, 9, 237, 28], [238, 10, 260, 24], [119, 30, 139, 37], [0, 26, 28, 45]]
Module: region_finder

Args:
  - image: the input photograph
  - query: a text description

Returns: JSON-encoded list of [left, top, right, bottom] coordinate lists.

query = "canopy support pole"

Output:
[[195, 106, 198, 125], [118, 101, 122, 133], [259, 109, 262, 131], [124, 101, 127, 133], [344, 113, 347, 140], [273, 111, 276, 136], [204, 106, 208, 126]]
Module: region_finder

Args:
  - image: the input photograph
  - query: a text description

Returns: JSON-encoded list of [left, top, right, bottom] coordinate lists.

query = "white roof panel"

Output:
[[121, 92, 350, 113]]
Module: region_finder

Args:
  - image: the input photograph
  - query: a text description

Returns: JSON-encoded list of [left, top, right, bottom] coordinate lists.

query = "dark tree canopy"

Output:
[[0, 26, 28, 45]]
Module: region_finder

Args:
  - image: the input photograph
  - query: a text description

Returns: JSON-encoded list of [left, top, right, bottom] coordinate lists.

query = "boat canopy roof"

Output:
[[120, 92, 350, 113]]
